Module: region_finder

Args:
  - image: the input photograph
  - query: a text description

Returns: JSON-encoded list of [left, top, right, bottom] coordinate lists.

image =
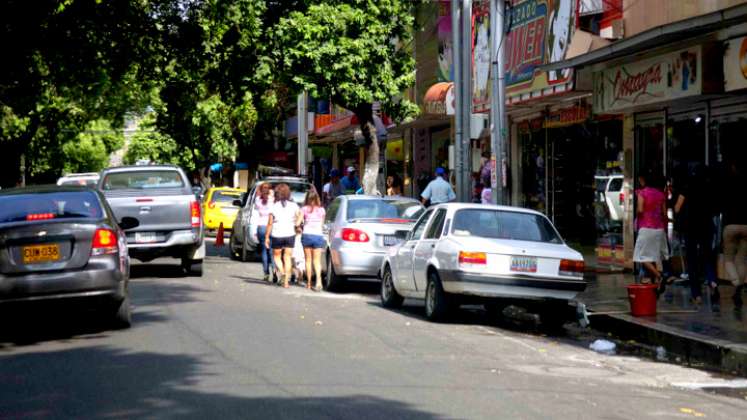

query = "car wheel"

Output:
[[182, 258, 204, 277], [425, 270, 451, 322], [228, 234, 240, 260], [111, 294, 132, 329], [380, 265, 404, 308], [324, 251, 345, 292]]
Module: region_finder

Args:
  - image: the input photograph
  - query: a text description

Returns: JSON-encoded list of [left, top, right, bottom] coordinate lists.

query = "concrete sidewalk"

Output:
[[576, 272, 747, 377]]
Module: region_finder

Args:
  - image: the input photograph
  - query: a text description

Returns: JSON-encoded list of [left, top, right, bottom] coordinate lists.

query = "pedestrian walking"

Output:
[[674, 164, 718, 305], [264, 183, 302, 288], [322, 169, 343, 207], [300, 190, 326, 291], [421, 167, 456, 206], [633, 172, 672, 295], [341, 166, 361, 194], [254, 183, 274, 282], [721, 160, 747, 308], [386, 174, 402, 196]]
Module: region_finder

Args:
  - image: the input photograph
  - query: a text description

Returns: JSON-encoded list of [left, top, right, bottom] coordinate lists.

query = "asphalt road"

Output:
[[1, 240, 746, 419]]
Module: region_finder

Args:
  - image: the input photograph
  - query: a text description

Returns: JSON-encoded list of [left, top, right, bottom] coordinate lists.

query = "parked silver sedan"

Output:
[[324, 195, 424, 291], [379, 203, 586, 324]]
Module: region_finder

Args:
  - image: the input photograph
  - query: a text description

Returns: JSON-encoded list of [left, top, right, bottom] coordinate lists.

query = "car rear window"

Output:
[[102, 170, 184, 190], [608, 178, 623, 192], [0, 191, 104, 224], [210, 190, 242, 204], [451, 209, 562, 244], [59, 178, 98, 187], [346, 199, 424, 222], [263, 182, 311, 203]]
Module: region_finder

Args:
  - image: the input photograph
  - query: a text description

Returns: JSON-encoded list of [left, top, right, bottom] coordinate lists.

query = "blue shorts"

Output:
[[271, 236, 295, 249], [301, 234, 325, 249]]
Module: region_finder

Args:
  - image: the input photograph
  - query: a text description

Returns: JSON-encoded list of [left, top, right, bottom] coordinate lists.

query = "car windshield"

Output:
[[346, 199, 424, 222], [102, 170, 184, 190], [0, 191, 104, 224], [451, 209, 562, 244], [211, 190, 242, 205]]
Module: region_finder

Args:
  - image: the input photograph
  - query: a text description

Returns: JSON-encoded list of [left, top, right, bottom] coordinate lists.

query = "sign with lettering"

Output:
[[724, 36, 747, 92], [505, 0, 575, 100], [593, 46, 702, 113], [544, 104, 590, 128]]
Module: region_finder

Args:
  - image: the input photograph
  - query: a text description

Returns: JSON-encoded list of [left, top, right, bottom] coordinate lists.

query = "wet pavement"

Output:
[[577, 272, 747, 376]]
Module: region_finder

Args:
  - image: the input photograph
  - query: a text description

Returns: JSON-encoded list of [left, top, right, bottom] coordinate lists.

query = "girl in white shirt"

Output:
[[264, 183, 301, 288]]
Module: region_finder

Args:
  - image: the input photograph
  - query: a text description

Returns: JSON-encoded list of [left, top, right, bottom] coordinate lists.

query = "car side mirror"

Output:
[[395, 229, 410, 240], [118, 216, 139, 230], [232, 199, 242, 207]]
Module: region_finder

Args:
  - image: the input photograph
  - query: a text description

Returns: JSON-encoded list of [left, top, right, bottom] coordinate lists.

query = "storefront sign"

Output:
[[423, 82, 455, 115], [593, 46, 702, 113], [724, 36, 747, 92], [543, 105, 590, 128], [473, 2, 491, 112], [505, 0, 575, 101]]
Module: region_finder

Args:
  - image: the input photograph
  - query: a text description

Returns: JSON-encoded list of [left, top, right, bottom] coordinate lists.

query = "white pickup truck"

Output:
[[98, 165, 205, 276]]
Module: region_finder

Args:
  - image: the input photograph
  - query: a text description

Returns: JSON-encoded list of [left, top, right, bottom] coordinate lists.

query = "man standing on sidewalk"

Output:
[[421, 167, 456, 206]]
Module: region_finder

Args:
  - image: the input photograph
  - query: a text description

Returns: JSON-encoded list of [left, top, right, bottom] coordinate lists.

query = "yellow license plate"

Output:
[[22, 244, 61, 264]]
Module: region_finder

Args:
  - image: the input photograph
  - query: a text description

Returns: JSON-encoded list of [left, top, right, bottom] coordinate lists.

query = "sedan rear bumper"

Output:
[[0, 257, 126, 304], [334, 249, 386, 277], [439, 270, 586, 301]]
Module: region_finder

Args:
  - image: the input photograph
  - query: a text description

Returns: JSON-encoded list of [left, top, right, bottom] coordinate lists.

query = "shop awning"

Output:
[[423, 82, 455, 115], [540, 3, 747, 72]]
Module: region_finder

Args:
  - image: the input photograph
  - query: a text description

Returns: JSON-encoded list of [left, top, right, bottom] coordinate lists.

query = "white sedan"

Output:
[[379, 203, 586, 323]]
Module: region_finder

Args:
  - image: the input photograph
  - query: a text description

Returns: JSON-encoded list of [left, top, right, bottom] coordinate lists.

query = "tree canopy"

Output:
[[1, 0, 421, 188]]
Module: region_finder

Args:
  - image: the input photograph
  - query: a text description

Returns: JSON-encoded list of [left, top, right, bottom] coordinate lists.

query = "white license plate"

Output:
[[135, 232, 157, 243], [510, 256, 537, 273]]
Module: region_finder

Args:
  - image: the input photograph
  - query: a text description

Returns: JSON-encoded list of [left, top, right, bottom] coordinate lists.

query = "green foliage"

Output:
[[124, 114, 194, 170], [61, 119, 125, 174], [273, 0, 420, 119]]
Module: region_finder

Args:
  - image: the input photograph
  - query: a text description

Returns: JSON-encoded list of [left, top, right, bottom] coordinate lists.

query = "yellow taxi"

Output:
[[202, 187, 243, 233]]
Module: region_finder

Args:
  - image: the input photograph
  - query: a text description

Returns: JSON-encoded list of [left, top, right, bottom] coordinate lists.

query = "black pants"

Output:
[[684, 228, 716, 299]]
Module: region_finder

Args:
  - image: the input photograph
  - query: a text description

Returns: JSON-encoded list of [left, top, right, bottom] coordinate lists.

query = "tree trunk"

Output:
[[355, 103, 380, 196]]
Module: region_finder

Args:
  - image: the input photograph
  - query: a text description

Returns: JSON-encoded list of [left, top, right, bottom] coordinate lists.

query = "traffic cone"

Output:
[[215, 222, 225, 247]]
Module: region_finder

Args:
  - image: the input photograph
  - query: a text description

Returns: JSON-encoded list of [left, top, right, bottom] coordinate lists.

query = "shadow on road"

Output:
[[0, 346, 442, 419], [0, 280, 204, 349]]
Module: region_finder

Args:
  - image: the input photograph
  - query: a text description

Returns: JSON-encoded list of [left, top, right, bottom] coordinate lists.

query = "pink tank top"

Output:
[[637, 187, 666, 230], [301, 206, 326, 235]]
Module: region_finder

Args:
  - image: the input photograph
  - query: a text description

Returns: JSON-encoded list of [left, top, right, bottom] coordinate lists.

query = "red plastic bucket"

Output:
[[627, 284, 658, 317]]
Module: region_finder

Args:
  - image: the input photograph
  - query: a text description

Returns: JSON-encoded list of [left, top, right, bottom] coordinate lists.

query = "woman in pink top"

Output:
[[633, 173, 670, 291], [254, 183, 274, 282], [300, 189, 326, 291]]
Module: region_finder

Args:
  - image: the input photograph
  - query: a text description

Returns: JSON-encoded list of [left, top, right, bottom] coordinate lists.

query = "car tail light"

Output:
[[341, 228, 369, 242], [559, 259, 584, 277], [459, 251, 487, 265], [190, 201, 201, 227], [618, 192, 624, 205], [92, 228, 118, 256], [26, 213, 55, 221]]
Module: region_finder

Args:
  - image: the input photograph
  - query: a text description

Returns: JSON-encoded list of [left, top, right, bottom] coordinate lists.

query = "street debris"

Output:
[[589, 339, 616, 355]]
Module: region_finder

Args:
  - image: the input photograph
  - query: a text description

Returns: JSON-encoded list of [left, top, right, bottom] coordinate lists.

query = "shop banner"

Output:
[[724, 36, 747, 92], [505, 0, 575, 99], [473, 2, 491, 112], [543, 105, 590, 128], [593, 46, 702, 114]]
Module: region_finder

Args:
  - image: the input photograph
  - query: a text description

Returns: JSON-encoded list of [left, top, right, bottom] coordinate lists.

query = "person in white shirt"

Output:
[[264, 183, 301, 288], [421, 167, 456, 206]]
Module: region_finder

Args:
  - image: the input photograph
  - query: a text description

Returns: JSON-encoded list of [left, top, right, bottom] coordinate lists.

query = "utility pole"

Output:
[[490, 0, 508, 204], [451, 0, 463, 201], [297, 91, 308, 176], [452, 0, 472, 202]]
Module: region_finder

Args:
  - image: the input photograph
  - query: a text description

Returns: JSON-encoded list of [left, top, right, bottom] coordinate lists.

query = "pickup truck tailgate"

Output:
[[105, 190, 194, 233]]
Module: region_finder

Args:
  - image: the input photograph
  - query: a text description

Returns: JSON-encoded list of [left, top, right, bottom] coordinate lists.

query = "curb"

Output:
[[590, 313, 747, 377]]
